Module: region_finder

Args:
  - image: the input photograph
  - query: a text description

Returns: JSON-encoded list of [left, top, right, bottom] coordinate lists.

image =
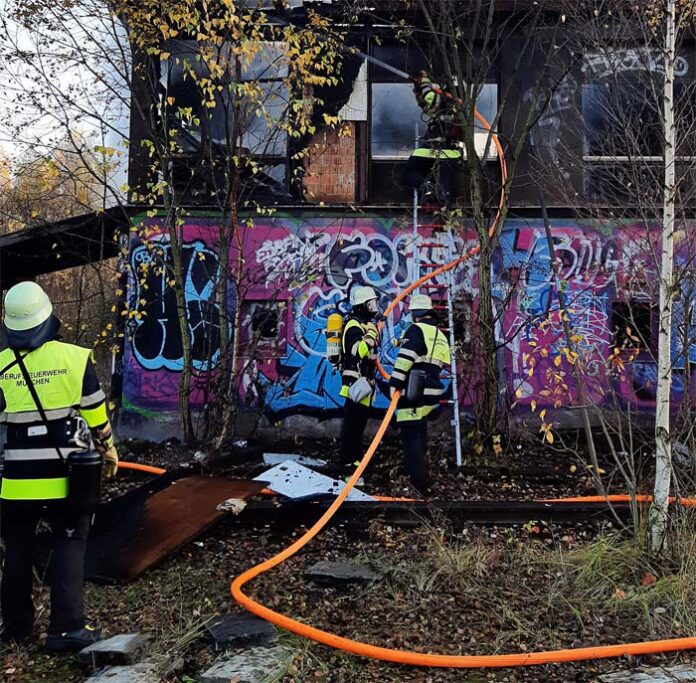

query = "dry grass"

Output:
[[373, 512, 696, 655]]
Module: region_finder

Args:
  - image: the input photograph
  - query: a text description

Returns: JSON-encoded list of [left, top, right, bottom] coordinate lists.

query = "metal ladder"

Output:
[[411, 188, 464, 467]]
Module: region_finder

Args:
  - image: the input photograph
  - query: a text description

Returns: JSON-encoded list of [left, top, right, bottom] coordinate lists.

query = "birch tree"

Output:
[[650, 0, 680, 554]]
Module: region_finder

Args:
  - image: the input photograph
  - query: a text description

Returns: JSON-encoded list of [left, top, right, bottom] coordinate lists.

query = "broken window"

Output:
[[240, 300, 287, 356], [611, 301, 652, 350], [368, 44, 498, 202], [371, 83, 498, 160], [581, 47, 695, 203], [162, 40, 290, 203]]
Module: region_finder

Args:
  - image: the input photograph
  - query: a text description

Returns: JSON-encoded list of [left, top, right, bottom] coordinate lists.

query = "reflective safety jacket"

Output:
[[340, 318, 378, 406], [389, 317, 451, 423], [0, 341, 110, 501], [413, 75, 462, 159]]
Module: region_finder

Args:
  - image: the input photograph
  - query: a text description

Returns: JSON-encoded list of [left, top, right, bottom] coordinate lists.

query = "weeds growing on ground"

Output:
[[374, 510, 696, 654]]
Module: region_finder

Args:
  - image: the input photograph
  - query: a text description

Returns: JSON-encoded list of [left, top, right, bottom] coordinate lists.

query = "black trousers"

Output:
[[402, 155, 459, 202], [337, 400, 372, 466], [399, 419, 429, 492], [1, 500, 90, 639]]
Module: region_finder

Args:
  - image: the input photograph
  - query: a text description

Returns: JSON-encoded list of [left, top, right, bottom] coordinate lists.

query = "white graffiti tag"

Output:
[[257, 232, 332, 285], [583, 48, 689, 80]]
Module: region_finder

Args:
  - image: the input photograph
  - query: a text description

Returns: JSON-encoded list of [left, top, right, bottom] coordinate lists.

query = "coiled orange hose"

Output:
[[231, 393, 696, 667], [119, 464, 696, 665]]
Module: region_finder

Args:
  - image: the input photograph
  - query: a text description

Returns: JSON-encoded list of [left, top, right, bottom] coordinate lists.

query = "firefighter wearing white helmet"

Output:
[[336, 285, 380, 467], [0, 281, 117, 652], [389, 293, 451, 494]]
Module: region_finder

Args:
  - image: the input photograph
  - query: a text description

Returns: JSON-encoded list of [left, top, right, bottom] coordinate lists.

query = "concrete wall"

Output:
[[117, 212, 696, 438]]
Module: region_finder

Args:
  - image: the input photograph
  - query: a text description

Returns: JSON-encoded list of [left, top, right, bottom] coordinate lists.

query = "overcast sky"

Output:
[[0, 0, 130, 190]]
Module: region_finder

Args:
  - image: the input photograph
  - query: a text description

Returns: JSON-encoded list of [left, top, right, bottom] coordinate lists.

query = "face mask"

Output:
[[366, 299, 379, 314]]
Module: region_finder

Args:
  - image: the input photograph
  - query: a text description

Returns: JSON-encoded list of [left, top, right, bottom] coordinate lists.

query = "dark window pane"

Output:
[[239, 82, 289, 155], [240, 41, 288, 81], [581, 48, 691, 158], [612, 301, 652, 349], [370, 45, 427, 83]]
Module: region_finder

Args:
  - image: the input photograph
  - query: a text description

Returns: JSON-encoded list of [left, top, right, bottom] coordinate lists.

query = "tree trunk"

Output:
[[168, 216, 195, 445], [649, 0, 677, 555], [215, 207, 244, 448], [477, 241, 498, 437]]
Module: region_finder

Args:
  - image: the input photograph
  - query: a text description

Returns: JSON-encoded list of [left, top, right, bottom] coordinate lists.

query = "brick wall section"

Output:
[[303, 123, 356, 204]]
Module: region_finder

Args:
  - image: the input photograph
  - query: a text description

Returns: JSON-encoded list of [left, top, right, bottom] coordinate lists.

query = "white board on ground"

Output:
[[262, 452, 327, 468], [254, 461, 374, 502], [600, 665, 696, 682]]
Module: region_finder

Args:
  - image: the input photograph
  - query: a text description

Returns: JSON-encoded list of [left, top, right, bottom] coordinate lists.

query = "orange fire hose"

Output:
[[118, 461, 167, 475], [118, 466, 696, 665], [231, 393, 696, 667], [228, 104, 696, 666]]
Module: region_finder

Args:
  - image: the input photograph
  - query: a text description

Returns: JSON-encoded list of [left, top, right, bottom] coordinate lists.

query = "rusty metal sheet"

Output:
[[87, 476, 265, 582]]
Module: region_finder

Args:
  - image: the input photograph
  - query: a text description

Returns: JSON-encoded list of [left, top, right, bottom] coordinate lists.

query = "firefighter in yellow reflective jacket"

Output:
[[0, 282, 118, 653], [337, 286, 380, 468], [389, 294, 450, 494]]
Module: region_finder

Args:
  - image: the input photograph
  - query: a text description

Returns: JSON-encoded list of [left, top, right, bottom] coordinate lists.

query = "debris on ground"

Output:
[[83, 661, 161, 683], [599, 664, 696, 682], [205, 613, 278, 650], [87, 476, 265, 581], [78, 633, 151, 666], [305, 559, 383, 585], [254, 460, 374, 501], [263, 452, 328, 468], [198, 646, 293, 683]]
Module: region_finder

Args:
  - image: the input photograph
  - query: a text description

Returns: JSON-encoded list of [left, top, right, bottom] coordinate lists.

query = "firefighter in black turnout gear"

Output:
[[337, 286, 380, 467], [389, 294, 451, 494], [402, 71, 463, 202], [0, 282, 118, 653]]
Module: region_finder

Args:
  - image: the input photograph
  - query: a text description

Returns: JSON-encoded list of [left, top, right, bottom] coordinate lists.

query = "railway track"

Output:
[[241, 497, 634, 528]]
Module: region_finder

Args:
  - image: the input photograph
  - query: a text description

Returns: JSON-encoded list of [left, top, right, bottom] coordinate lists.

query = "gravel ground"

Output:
[[2, 435, 693, 683]]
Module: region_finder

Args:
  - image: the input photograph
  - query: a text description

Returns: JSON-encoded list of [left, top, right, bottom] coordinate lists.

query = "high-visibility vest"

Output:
[[395, 322, 451, 423], [414, 322, 450, 367], [340, 318, 377, 406], [0, 341, 107, 501]]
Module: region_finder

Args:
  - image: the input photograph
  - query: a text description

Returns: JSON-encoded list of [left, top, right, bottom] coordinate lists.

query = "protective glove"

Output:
[[102, 445, 119, 479], [364, 322, 378, 339]]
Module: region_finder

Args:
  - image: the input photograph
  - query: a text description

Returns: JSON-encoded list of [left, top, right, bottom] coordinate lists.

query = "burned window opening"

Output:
[[241, 301, 287, 356], [368, 41, 498, 203], [162, 40, 290, 204], [612, 301, 652, 350]]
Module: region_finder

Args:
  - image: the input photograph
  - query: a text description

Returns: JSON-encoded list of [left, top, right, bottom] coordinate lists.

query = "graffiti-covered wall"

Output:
[[119, 214, 696, 430]]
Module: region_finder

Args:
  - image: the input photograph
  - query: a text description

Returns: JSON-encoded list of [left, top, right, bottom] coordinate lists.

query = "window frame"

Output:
[[366, 38, 500, 203]]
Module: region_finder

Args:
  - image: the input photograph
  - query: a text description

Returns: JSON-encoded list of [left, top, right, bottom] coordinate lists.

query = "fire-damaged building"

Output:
[[2, 0, 695, 441]]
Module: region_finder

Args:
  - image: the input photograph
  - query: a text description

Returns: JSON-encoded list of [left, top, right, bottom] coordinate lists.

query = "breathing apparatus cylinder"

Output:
[[325, 313, 343, 366], [66, 450, 103, 514]]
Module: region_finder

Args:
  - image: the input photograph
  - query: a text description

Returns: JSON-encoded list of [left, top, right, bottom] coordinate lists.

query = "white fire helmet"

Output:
[[409, 293, 433, 314], [350, 286, 378, 308], [3, 281, 53, 331]]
